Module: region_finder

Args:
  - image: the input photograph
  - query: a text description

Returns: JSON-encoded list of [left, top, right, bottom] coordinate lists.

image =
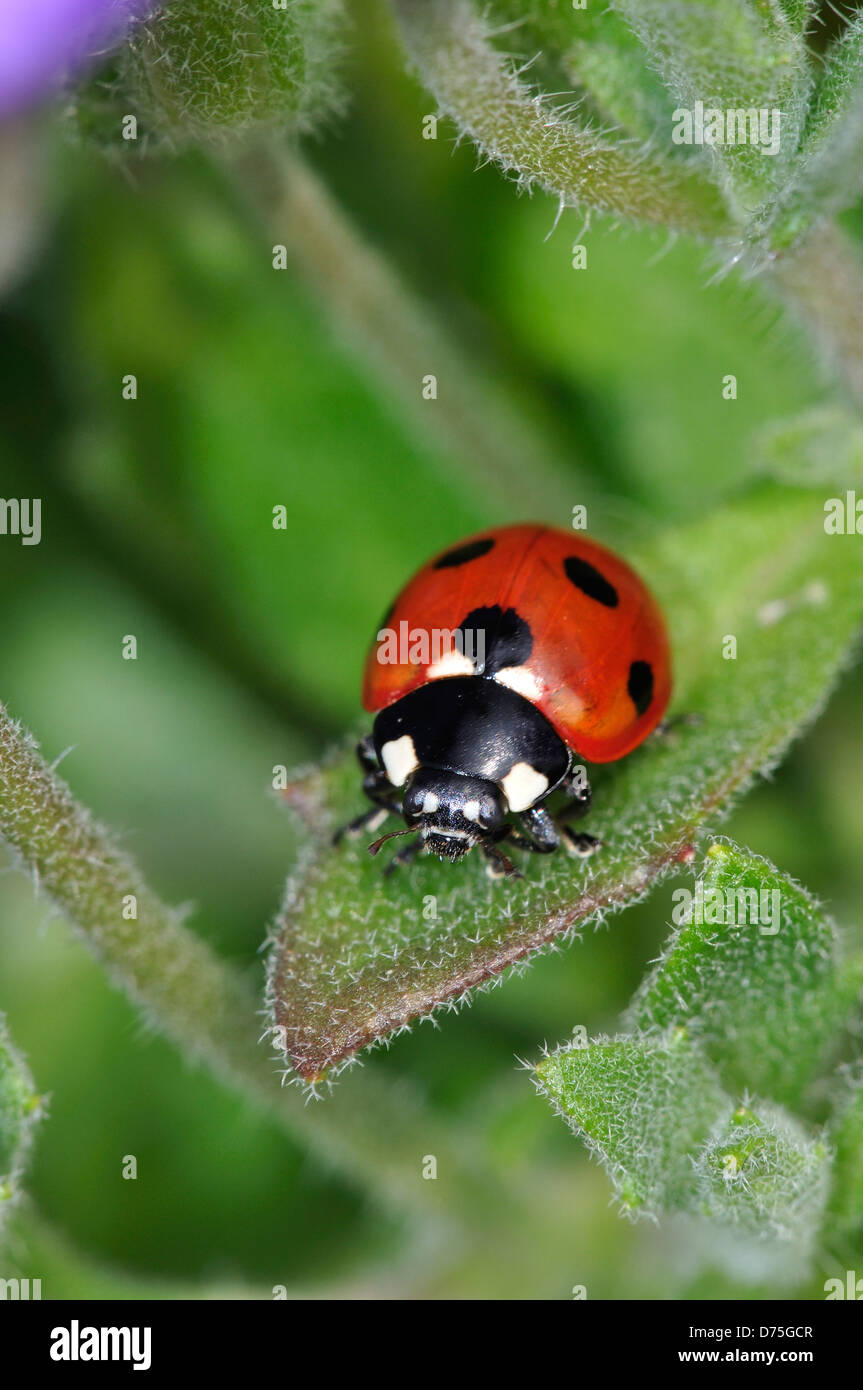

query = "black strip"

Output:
[[628, 660, 654, 716], [456, 605, 532, 674], [564, 554, 619, 607], [433, 537, 495, 569]]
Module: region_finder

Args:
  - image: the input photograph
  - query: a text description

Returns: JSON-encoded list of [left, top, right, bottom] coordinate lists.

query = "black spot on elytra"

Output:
[[564, 555, 619, 608], [628, 660, 654, 716], [457, 605, 533, 675], [434, 537, 495, 569]]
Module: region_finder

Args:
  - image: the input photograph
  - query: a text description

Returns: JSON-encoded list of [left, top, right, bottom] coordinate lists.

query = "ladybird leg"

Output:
[[360, 765, 401, 809], [506, 813, 599, 858], [507, 805, 560, 854], [557, 798, 591, 827], [356, 739, 403, 815], [356, 733, 378, 774], [558, 766, 592, 823], [650, 712, 703, 742], [552, 767, 601, 854], [481, 841, 523, 880], [333, 753, 402, 845], [333, 802, 393, 845], [561, 827, 602, 858]]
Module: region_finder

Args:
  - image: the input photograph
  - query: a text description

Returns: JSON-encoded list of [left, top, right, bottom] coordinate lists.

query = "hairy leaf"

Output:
[[612, 0, 812, 213], [487, 2, 676, 142], [694, 1103, 829, 1250], [118, 0, 345, 142], [536, 1034, 829, 1269], [762, 16, 863, 247], [776, 0, 816, 30], [690, 1102, 828, 1283], [535, 1025, 828, 1274], [626, 840, 860, 1109], [535, 1028, 728, 1213], [269, 483, 863, 1079]]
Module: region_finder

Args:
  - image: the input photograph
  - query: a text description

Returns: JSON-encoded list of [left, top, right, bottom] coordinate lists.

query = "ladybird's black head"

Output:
[[402, 767, 506, 862]]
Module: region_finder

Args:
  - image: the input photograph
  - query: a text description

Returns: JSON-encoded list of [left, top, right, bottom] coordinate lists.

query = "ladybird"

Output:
[[338, 524, 671, 876]]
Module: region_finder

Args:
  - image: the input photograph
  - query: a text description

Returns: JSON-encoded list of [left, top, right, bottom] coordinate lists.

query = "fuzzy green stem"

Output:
[[231, 143, 577, 521], [0, 705, 491, 1230], [770, 221, 863, 406], [2, 1203, 433, 1299], [391, 0, 732, 238], [0, 1015, 40, 1221], [2, 1205, 267, 1299]]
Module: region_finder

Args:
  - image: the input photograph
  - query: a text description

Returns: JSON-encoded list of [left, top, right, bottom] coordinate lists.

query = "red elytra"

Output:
[[362, 523, 671, 764]]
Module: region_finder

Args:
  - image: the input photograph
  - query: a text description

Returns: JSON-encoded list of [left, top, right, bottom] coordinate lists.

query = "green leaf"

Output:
[[487, 2, 676, 143], [268, 482, 863, 1079], [534, 1028, 728, 1214], [534, 1028, 828, 1276], [0, 1015, 42, 1226], [754, 407, 863, 489], [535, 1036, 828, 1268], [694, 1102, 830, 1251], [776, 0, 816, 30], [761, 16, 863, 247], [565, 34, 676, 144], [825, 1066, 863, 1239], [116, 0, 346, 143], [626, 840, 859, 1108], [612, 0, 812, 213], [393, 0, 731, 236]]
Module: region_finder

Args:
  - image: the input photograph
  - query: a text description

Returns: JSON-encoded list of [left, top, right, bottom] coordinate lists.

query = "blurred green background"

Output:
[[0, 0, 861, 1299]]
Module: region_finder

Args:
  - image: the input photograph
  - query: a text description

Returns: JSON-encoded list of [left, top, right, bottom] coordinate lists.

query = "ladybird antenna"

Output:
[[367, 827, 417, 857]]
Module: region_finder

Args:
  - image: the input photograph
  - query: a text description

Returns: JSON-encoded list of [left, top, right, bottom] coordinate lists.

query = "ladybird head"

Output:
[[402, 767, 506, 862]]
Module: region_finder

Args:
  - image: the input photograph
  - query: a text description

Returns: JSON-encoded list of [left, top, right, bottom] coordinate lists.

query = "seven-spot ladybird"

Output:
[[338, 524, 671, 876]]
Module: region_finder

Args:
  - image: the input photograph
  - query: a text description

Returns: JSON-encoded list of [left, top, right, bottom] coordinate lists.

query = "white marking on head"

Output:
[[462, 799, 481, 823], [381, 734, 419, 786], [427, 649, 475, 680], [421, 791, 440, 814], [422, 826, 470, 839], [494, 665, 542, 701], [501, 761, 549, 813]]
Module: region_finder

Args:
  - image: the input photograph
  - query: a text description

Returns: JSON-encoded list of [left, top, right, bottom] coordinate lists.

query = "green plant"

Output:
[[2, 0, 863, 1298]]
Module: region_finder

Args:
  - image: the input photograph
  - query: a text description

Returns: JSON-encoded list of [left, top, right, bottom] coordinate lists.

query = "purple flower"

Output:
[[0, 0, 152, 120]]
